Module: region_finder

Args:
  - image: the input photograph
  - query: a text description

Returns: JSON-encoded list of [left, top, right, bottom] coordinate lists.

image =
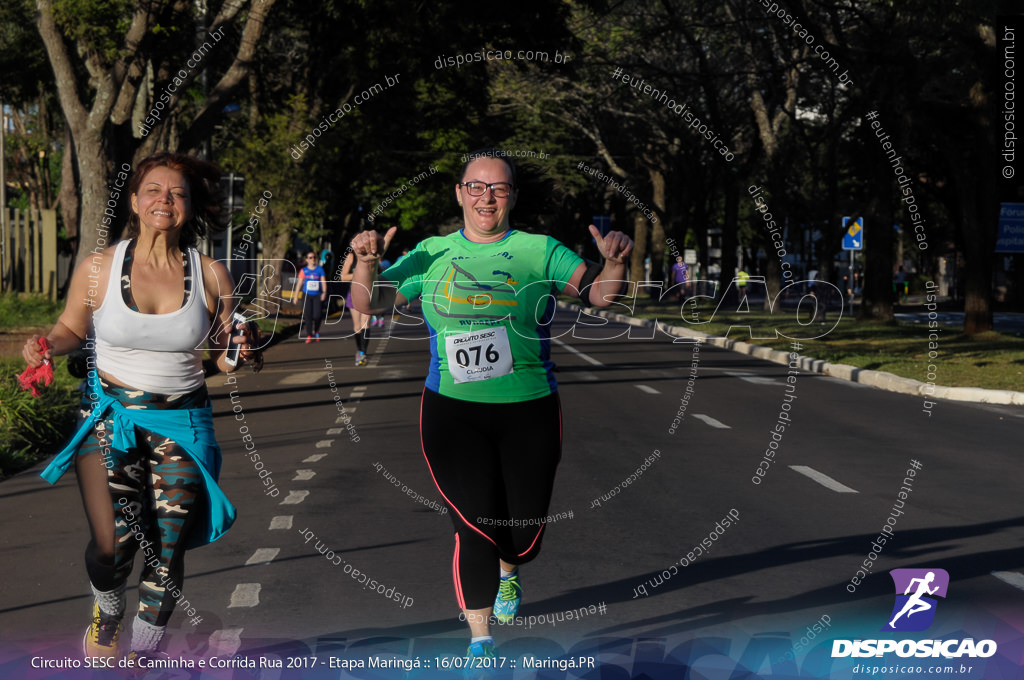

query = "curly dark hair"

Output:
[[123, 152, 227, 248]]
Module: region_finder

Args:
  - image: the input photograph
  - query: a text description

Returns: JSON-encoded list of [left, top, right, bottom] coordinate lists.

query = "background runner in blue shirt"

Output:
[[292, 251, 327, 342]]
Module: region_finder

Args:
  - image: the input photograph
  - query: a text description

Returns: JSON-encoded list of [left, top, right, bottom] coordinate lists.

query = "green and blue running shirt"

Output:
[[381, 229, 584, 403]]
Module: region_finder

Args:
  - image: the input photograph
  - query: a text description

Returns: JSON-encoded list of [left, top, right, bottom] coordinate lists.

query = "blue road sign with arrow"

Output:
[[842, 216, 864, 250]]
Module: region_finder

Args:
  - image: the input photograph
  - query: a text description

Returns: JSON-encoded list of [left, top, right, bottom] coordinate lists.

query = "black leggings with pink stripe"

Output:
[[419, 388, 562, 610]]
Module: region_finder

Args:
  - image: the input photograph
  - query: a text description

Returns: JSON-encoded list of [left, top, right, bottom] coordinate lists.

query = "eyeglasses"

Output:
[[459, 181, 514, 198], [306, 255, 315, 259]]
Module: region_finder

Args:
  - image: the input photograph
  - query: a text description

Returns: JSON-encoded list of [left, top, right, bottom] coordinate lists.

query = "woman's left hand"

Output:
[[589, 225, 634, 264]]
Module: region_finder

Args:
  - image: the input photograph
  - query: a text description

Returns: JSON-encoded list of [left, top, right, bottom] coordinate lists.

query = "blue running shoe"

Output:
[[493, 573, 522, 623], [464, 640, 496, 679]]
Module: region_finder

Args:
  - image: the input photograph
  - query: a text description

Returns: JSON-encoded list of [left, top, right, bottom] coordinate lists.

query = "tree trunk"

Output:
[[858, 175, 894, 321], [960, 188, 996, 334], [956, 115, 997, 334], [261, 213, 291, 300], [648, 167, 667, 286], [720, 173, 739, 300], [762, 184, 785, 310], [630, 210, 648, 286], [75, 132, 115, 257]]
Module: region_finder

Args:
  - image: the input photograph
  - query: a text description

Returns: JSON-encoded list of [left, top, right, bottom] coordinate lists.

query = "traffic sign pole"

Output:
[[842, 216, 864, 309]]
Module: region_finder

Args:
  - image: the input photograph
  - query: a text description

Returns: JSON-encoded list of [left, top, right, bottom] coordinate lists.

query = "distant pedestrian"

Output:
[[292, 251, 327, 343], [671, 256, 689, 301], [736, 268, 750, 301], [893, 266, 908, 304]]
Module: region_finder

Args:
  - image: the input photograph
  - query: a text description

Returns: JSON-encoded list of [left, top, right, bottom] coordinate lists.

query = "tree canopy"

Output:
[[1, 0, 1004, 331]]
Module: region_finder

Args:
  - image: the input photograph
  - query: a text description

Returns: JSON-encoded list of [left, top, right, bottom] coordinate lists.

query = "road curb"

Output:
[[556, 301, 1024, 406]]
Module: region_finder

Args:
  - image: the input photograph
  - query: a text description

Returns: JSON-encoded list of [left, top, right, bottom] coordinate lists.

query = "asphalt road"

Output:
[[1, 308, 1023, 679]]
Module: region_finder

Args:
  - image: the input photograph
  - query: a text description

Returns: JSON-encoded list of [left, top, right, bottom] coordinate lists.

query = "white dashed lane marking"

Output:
[[245, 548, 280, 566], [228, 584, 261, 608], [789, 465, 859, 493], [280, 490, 310, 505], [214, 348, 379, 655], [367, 333, 390, 367], [635, 385, 660, 394], [552, 338, 605, 366], [269, 516, 293, 530], [725, 371, 778, 386], [208, 627, 244, 656], [692, 414, 731, 429], [278, 371, 326, 385], [992, 571, 1024, 592]]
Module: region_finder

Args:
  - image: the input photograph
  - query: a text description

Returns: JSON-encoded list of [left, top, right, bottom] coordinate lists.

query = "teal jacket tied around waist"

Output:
[[40, 372, 236, 548]]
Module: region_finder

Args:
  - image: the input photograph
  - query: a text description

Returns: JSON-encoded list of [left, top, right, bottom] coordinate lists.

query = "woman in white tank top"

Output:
[[22, 152, 258, 666]]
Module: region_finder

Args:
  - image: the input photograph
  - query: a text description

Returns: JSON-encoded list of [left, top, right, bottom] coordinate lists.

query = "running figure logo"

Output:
[[883, 568, 949, 632]]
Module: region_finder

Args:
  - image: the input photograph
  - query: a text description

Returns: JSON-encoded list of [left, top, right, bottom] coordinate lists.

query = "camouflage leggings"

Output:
[[75, 380, 207, 626]]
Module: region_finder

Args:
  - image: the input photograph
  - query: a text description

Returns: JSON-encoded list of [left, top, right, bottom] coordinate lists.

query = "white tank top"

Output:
[[93, 240, 212, 394]]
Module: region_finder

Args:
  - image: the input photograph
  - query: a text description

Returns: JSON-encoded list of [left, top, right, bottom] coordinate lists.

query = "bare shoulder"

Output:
[[198, 252, 230, 277], [71, 244, 120, 293], [198, 252, 234, 293], [196, 253, 237, 320], [74, 245, 118, 274], [63, 244, 121, 312]]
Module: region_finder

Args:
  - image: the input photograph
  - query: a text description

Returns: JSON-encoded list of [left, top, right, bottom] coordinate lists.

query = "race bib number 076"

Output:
[[444, 327, 514, 384]]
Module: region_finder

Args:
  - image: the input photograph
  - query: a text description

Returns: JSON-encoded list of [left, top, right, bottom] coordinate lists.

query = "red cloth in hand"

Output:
[[18, 338, 54, 397]]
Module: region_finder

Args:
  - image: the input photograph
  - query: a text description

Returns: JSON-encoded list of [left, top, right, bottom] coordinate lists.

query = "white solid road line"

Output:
[[245, 548, 281, 566], [268, 516, 293, 530], [789, 465, 859, 493], [208, 627, 244, 656], [635, 385, 661, 394], [992, 571, 1024, 592], [552, 337, 605, 366], [280, 490, 310, 505], [724, 371, 778, 386], [303, 453, 327, 463], [692, 413, 731, 429], [228, 584, 261, 608], [293, 469, 316, 481]]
